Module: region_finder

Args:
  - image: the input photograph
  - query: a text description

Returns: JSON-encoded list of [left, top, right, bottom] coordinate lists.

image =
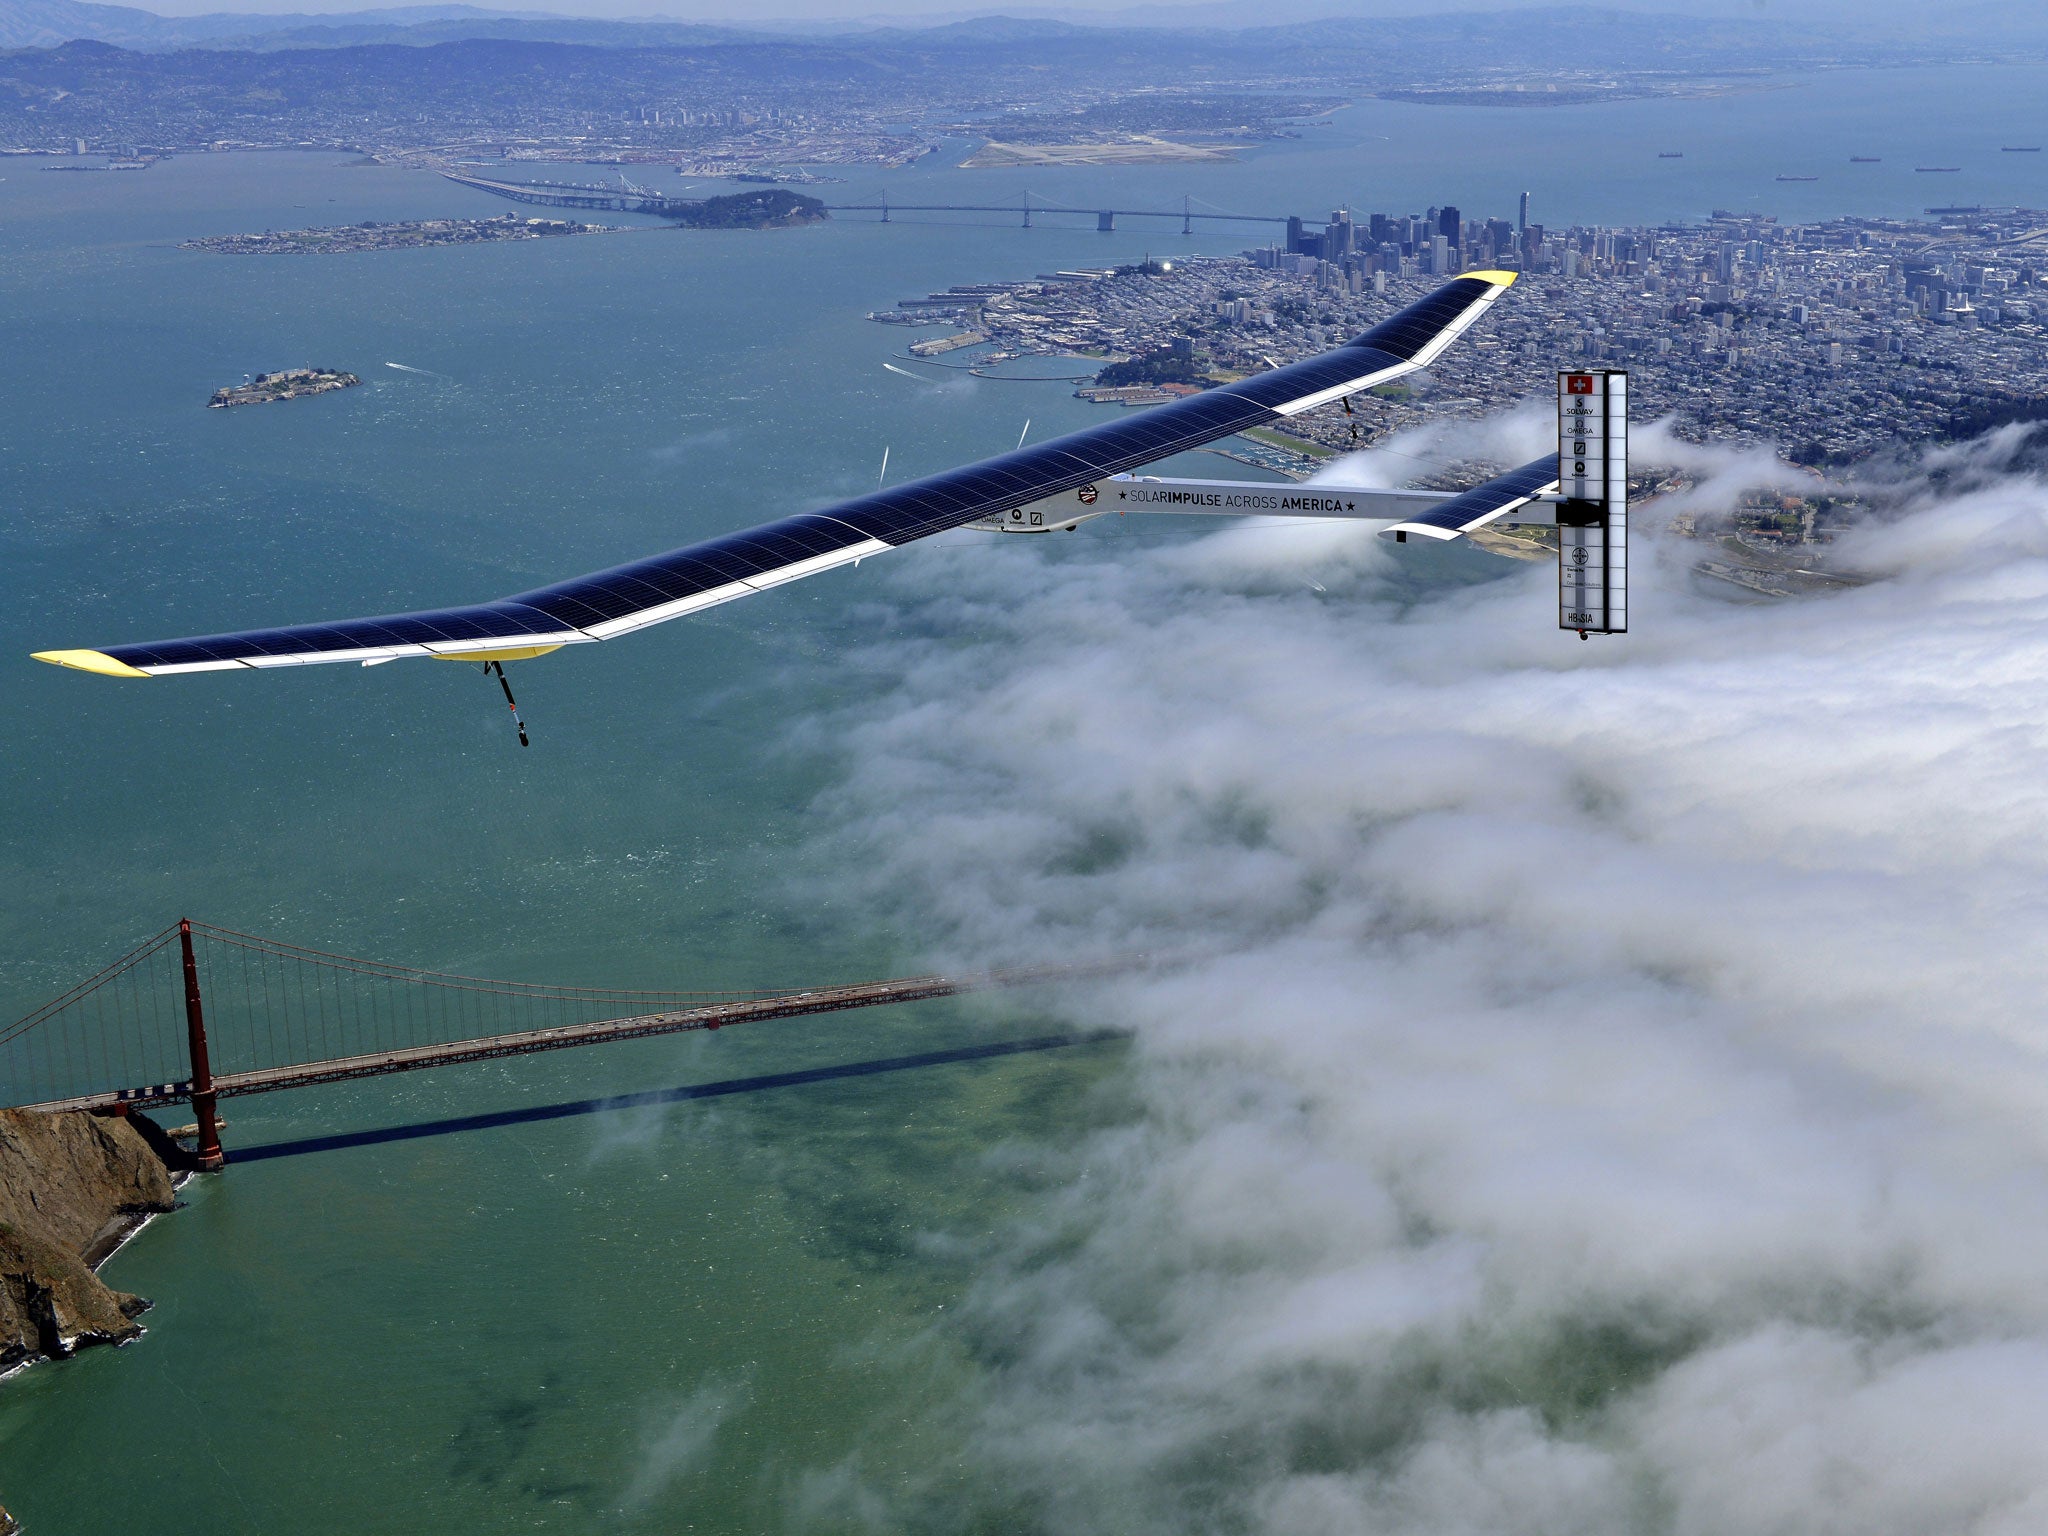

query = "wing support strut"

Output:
[[484, 661, 530, 747]]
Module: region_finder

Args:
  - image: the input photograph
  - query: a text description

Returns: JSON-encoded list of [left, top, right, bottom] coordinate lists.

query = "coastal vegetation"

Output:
[[667, 188, 826, 229], [1094, 344, 1208, 388]]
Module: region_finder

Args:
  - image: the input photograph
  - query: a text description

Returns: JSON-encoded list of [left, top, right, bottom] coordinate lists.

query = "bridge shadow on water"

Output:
[[229, 1032, 1125, 1164]]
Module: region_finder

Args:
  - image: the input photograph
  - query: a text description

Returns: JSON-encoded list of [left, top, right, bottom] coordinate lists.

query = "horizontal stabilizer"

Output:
[[1377, 456, 1560, 543]]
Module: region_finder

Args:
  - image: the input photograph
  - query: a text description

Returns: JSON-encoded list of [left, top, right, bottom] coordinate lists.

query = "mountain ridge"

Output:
[[8, 0, 2033, 50]]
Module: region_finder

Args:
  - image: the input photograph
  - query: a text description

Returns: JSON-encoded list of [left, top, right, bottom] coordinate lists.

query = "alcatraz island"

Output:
[[209, 368, 360, 408]]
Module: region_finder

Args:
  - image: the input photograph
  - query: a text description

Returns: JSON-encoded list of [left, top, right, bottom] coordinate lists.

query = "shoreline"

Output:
[[0, 1109, 192, 1379]]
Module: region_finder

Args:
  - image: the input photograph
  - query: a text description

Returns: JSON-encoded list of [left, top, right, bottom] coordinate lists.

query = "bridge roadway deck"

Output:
[[440, 175, 1293, 226], [25, 963, 1109, 1116], [826, 204, 1290, 223]]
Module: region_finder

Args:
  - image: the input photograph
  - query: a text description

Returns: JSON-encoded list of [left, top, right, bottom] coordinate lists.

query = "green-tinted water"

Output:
[[4, 66, 2048, 1529], [0, 143, 1156, 1533]]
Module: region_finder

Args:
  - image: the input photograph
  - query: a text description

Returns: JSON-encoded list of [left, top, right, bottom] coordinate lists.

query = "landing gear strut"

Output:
[[483, 660, 530, 747]]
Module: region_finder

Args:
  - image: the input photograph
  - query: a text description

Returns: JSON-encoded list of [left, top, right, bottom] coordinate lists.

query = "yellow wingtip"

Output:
[[1465, 269, 1519, 287], [32, 649, 151, 679]]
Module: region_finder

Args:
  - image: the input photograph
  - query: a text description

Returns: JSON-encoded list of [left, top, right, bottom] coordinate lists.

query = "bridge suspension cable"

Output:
[[3, 920, 1112, 1166]]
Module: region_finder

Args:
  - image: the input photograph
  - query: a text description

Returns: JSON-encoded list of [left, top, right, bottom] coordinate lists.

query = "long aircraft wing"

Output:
[[34, 272, 1516, 679]]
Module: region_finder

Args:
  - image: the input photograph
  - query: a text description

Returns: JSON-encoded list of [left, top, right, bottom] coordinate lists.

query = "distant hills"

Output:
[[0, 2, 470, 48], [0, 0, 783, 47], [0, 11, 1859, 72], [0, 9, 1853, 157], [4, 0, 2040, 160], [5, 0, 2045, 51]]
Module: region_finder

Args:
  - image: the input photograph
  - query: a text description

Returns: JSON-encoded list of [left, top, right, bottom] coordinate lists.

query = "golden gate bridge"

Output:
[[3, 920, 1110, 1171]]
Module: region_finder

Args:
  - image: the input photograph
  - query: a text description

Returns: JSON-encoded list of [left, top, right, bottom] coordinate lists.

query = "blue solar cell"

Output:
[[532, 573, 685, 624], [524, 589, 622, 629], [828, 499, 929, 544], [711, 531, 807, 569], [770, 514, 870, 553], [669, 531, 782, 580]]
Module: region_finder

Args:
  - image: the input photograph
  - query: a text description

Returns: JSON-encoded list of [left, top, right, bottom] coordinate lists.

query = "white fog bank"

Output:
[[796, 422, 2048, 1535]]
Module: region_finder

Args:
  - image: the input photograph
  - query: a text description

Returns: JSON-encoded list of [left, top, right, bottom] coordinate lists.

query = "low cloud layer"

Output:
[[793, 419, 2048, 1533]]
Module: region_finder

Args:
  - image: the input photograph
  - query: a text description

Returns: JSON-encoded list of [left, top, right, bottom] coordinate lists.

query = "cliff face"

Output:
[[0, 1110, 184, 1370]]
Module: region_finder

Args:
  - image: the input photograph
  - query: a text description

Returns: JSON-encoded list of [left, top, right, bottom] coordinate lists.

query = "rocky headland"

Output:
[[0, 1108, 190, 1373]]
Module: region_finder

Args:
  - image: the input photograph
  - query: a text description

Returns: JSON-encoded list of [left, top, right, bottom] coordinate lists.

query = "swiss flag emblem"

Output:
[[1566, 375, 1596, 394]]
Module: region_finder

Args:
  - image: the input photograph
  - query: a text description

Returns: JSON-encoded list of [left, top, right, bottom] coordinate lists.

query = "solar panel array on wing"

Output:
[[520, 511, 874, 627], [1358, 284, 1494, 361], [1383, 457, 1560, 539], [1229, 349, 1402, 412], [102, 599, 575, 672], [800, 409, 1244, 547], [900, 393, 1298, 540]]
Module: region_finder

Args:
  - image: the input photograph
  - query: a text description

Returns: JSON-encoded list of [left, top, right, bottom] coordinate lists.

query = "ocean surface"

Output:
[[3, 61, 2047, 1532]]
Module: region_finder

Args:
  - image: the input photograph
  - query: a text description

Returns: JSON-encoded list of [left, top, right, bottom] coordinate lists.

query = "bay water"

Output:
[[2, 62, 2045, 1531]]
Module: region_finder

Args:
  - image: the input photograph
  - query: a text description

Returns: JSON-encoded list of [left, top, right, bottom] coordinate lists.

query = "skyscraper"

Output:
[[1325, 208, 1355, 260], [1518, 191, 1530, 233]]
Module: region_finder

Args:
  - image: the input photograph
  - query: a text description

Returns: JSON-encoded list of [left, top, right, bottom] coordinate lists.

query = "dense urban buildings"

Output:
[[878, 202, 2048, 472]]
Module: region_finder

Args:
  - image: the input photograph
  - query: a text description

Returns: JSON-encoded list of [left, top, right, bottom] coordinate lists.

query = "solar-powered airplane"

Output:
[[33, 271, 1628, 743]]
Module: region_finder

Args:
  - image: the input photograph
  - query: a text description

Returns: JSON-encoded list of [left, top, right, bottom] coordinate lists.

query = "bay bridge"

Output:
[[442, 172, 1297, 233], [830, 193, 1292, 232], [4, 919, 1121, 1171]]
